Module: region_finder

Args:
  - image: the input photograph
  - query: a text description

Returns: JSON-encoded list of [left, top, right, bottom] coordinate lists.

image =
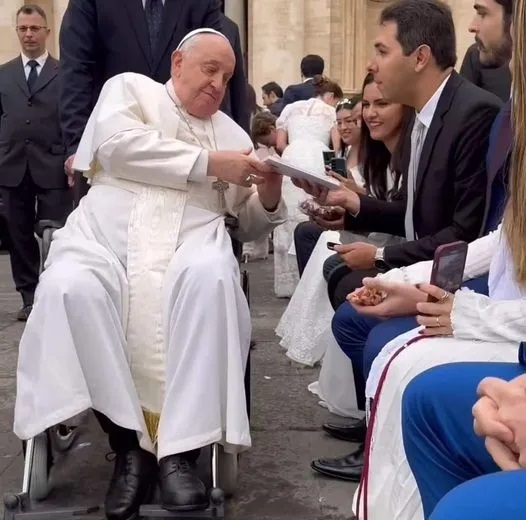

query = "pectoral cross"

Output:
[[212, 179, 229, 212]]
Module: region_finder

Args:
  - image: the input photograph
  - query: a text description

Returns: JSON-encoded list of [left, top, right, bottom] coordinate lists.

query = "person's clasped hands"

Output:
[[473, 374, 526, 471]]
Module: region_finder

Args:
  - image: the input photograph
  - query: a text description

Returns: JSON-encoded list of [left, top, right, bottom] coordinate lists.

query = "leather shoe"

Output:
[[311, 444, 364, 482], [105, 448, 157, 520], [17, 304, 32, 322], [160, 451, 208, 511], [322, 417, 366, 443]]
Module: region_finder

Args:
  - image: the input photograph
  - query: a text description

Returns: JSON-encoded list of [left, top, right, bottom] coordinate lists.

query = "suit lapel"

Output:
[[152, 0, 185, 73], [30, 57, 58, 96], [415, 72, 460, 194], [123, 0, 153, 70], [13, 57, 30, 98]]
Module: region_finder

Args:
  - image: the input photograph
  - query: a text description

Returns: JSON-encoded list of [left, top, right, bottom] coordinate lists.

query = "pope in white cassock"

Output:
[[13, 28, 286, 519]]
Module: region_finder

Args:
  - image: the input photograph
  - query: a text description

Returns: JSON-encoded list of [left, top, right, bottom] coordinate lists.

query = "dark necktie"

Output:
[[27, 60, 38, 94], [145, 0, 163, 56]]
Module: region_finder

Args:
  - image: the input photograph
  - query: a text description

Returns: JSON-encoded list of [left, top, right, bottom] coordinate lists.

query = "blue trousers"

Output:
[[402, 362, 526, 520], [331, 275, 489, 410]]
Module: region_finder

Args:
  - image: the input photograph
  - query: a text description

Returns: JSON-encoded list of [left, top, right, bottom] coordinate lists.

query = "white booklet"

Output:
[[263, 156, 340, 190]]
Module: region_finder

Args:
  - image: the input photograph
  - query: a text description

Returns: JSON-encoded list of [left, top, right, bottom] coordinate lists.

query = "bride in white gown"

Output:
[[273, 75, 343, 298], [276, 76, 413, 414]]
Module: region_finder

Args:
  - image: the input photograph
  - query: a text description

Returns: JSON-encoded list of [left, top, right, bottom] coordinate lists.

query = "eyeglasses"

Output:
[[16, 25, 47, 33]]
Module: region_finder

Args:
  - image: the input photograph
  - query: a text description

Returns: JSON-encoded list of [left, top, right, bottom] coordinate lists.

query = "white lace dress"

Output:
[[273, 98, 336, 298]]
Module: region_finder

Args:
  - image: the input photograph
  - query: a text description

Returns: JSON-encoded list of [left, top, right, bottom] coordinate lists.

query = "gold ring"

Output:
[[438, 291, 449, 303], [436, 316, 441, 327]]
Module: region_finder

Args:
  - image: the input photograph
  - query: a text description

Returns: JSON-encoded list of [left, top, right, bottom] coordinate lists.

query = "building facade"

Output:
[[0, 0, 474, 96]]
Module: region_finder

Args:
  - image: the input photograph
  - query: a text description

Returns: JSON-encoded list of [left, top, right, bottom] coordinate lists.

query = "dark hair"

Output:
[[359, 73, 414, 201], [16, 4, 47, 22], [335, 95, 363, 153], [262, 81, 283, 99], [251, 112, 277, 145], [312, 75, 343, 100], [495, 0, 513, 16], [300, 54, 325, 77], [247, 84, 262, 116], [380, 0, 456, 70]]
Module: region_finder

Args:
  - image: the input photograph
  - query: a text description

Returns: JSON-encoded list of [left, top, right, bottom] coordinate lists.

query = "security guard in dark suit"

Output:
[[0, 4, 71, 321]]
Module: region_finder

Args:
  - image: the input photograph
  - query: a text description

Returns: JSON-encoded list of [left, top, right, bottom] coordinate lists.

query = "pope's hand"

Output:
[[208, 149, 274, 188]]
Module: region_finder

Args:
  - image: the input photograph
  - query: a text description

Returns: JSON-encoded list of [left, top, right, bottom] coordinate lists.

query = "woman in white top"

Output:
[[276, 75, 413, 383], [272, 76, 343, 298]]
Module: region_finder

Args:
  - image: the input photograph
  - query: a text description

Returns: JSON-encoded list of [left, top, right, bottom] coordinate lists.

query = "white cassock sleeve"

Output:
[[378, 225, 501, 285], [73, 74, 208, 190]]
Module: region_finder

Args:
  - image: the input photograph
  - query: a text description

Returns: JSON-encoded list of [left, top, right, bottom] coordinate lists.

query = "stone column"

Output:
[[52, 0, 70, 56], [248, 0, 305, 94], [224, 0, 246, 58], [0, 0, 23, 64], [447, 0, 475, 68]]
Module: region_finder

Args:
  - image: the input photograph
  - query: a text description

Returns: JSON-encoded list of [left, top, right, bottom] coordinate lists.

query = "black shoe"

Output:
[[322, 417, 366, 443], [160, 451, 208, 512], [105, 449, 157, 520], [17, 304, 32, 322], [311, 444, 364, 482]]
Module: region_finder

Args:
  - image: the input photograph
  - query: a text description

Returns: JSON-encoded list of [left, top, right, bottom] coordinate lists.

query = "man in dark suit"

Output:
[[218, 12, 249, 131], [0, 4, 71, 321], [59, 0, 249, 184], [319, 0, 502, 309], [309, 0, 511, 483], [261, 81, 284, 117], [281, 54, 324, 108]]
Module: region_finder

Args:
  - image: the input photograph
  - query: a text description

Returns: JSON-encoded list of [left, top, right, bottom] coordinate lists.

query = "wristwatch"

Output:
[[374, 247, 389, 272]]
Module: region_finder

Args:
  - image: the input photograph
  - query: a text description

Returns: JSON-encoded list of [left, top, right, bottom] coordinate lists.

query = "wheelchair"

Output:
[[3, 182, 252, 520]]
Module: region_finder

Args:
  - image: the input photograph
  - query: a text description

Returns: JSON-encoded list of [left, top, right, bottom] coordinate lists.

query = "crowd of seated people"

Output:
[[271, 0, 521, 518], [276, 74, 412, 370]]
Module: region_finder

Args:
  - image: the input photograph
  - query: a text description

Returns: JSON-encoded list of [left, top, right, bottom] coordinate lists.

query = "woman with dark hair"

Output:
[[272, 75, 344, 297], [247, 83, 262, 126], [276, 75, 413, 403]]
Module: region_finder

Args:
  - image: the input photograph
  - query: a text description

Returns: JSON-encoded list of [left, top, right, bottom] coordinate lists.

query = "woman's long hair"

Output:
[[247, 84, 262, 116], [504, 2, 526, 283], [312, 75, 344, 99], [359, 73, 413, 201]]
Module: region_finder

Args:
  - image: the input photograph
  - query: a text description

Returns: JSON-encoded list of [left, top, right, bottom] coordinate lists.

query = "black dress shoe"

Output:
[[160, 451, 208, 511], [105, 448, 158, 520], [311, 444, 364, 482], [17, 304, 32, 322], [322, 417, 366, 443]]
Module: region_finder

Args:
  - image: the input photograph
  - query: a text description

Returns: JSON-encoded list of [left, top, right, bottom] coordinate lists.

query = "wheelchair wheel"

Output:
[[50, 424, 79, 453], [216, 445, 239, 498], [28, 432, 52, 501]]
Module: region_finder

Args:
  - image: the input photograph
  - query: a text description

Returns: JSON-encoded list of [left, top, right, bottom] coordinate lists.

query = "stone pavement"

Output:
[[0, 252, 358, 519]]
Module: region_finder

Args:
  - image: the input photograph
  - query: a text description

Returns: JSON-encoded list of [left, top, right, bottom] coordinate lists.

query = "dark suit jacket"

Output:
[[0, 56, 66, 189], [282, 79, 315, 108], [344, 71, 502, 268], [218, 14, 249, 132], [59, 0, 247, 155]]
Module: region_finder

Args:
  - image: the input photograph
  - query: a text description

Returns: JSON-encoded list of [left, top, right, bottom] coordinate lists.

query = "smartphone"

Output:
[[330, 157, 347, 177], [322, 150, 336, 168], [327, 241, 338, 250], [428, 241, 468, 301]]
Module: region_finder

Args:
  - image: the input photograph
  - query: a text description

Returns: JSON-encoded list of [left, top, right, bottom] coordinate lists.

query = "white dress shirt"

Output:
[[142, 0, 165, 7], [21, 51, 48, 80]]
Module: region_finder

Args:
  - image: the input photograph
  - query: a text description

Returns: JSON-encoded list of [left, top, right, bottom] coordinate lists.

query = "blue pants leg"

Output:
[[402, 362, 526, 519], [331, 303, 381, 410], [332, 304, 418, 409], [430, 469, 526, 520]]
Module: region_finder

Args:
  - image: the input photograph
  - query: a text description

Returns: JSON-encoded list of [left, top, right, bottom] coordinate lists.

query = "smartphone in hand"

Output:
[[323, 151, 336, 168], [327, 241, 338, 251], [330, 157, 347, 178], [428, 241, 468, 301]]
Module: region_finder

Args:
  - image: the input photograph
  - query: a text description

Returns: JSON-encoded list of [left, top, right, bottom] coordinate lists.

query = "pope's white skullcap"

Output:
[[176, 28, 229, 51]]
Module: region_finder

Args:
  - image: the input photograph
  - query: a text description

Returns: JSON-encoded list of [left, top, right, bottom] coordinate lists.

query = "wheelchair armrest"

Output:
[[36, 219, 64, 238]]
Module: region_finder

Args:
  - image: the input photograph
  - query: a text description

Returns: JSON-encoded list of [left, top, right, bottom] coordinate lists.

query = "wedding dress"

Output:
[[273, 98, 336, 298]]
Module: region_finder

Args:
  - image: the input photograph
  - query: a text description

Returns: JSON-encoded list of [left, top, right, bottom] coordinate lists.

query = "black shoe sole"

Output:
[[162, 501, 210, 512], [311, 462, 362, 482]]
